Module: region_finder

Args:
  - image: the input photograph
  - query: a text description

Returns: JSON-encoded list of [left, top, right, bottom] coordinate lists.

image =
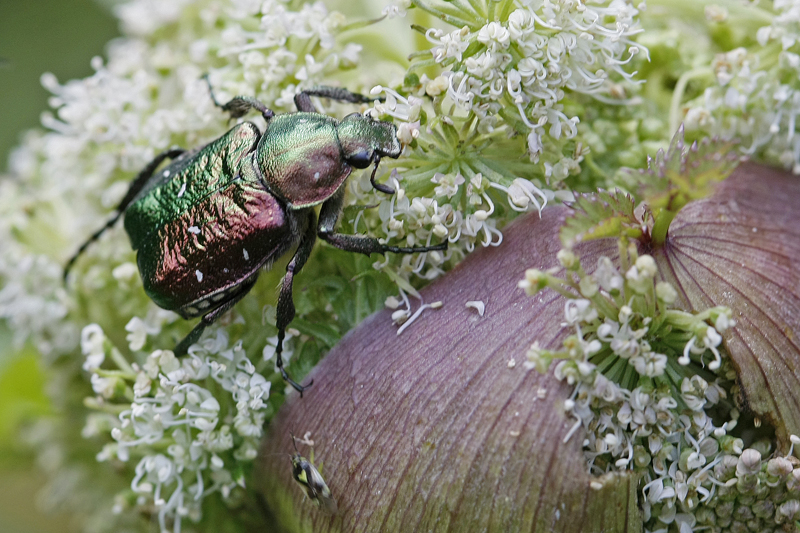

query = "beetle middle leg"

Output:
[[64, 147, 185, 280], [274, 209, 318, 396], [173, 277, 259, 356], [317, 188, 448, 256]]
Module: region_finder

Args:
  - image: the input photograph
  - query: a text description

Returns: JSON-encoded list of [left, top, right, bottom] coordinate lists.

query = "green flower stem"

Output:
[[469, 158, 506, 183], [589, 292, 624, 324], [545, 280, 584, 301], [83, 397, 131, 415], [339, 17, 386, 33], [497, 106, 529, 136], [412, 0, 475, 29], [451, 0, 482, 20], [491, 0, 516, 23], [651, 208, 678, 245], [407, 57, 437, 72], [441, 121, 460, 147], [669, 67, 714, 136], [109, 347, 136, 376], [646, 0, 775, 24]]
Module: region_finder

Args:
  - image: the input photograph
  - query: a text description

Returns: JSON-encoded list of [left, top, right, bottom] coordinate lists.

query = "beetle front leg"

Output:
[[275, 210, 318, 396], [64, 148, 185, 280], [317, 188, 448, 256]]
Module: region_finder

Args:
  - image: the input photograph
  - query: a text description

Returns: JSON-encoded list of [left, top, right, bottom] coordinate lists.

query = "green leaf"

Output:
[[560, 189, 647, 248], [636, 125, 742, 214], [290, 318, 341, 349]]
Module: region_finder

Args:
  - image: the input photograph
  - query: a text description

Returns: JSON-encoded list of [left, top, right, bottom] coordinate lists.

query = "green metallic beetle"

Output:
[[65, 80, 447, 395]]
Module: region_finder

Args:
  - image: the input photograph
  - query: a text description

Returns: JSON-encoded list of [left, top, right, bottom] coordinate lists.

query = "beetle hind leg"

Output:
[[63, 148, 185, 281], [174, 322, 206, 357]]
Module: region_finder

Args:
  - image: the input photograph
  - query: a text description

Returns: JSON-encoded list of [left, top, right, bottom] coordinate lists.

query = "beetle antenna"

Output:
[[264, 451, 294, 459], [369, 156, 395, 195]]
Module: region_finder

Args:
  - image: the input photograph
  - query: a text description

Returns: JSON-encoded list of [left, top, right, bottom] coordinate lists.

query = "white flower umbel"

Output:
[[423, 0, 645, 163], [348, 0, 648, 294], [659, 0, 800, 174], [87, 326, 270, 533], [519, 244, 800, 531]]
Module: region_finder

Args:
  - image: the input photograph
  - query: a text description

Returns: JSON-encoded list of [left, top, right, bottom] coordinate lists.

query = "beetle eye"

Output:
[[348, 149, 373, 169]]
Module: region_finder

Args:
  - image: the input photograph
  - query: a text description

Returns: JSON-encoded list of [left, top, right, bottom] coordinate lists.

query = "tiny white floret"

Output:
[[466, 300, 485, 316]]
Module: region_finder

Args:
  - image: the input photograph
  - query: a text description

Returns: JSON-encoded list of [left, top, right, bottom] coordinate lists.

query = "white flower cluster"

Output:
[[352, 1, 643, 296], [216, 1, 362, 109], [426, 0, 645, 168], [85, 326, 271, 533], [0, 248, 76, 356], [361, 88, 509, 281], [516, 250, 800, 532], [522, 254, 734, 384], [359, 84, 568, 286], [682, 0, 800, 172], [521, 247, 800, 530]]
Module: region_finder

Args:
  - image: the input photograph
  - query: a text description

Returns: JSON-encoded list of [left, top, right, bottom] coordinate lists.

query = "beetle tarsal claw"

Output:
[[369, 157, 395, 195], [283, 367, 314, 397]]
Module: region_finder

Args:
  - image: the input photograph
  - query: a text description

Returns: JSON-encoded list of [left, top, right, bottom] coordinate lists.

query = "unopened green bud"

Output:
[[518, 268, 548, 295], [655, 281, 678, 304], [557, 248, 578, 270]]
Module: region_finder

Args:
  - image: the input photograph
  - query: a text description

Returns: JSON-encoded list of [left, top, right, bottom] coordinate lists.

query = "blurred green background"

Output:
[[0, 0, 119, 531], [0, 0, 119, 171]]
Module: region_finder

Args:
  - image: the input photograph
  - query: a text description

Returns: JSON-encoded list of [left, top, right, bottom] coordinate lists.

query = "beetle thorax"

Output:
[[255, 113, 350, 209]]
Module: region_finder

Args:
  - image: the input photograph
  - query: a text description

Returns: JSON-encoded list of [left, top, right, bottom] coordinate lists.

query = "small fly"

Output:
[[290, 432, 338, 515]]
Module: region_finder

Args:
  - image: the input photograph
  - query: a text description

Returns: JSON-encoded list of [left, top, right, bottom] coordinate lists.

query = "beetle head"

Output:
[[337, 113, 402, 169]]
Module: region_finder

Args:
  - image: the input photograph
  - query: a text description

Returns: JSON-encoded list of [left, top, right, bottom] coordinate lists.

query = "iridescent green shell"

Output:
[[124, 122, 295, 316]]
